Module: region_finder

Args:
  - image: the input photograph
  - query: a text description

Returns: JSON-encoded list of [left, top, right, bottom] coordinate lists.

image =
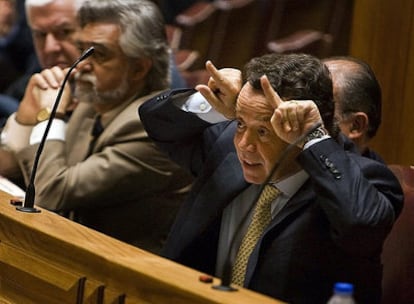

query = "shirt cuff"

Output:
[[0, 113, 33, 152], [303, 135, 331, 149], [177, 91, 228, 123], [30, 119, 67, 145]]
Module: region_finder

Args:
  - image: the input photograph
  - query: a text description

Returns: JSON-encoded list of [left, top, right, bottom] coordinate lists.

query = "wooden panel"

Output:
[[83, 280, 106, 304], [399, 15, 414, 165], [0, 190, 284, 304], [0, 243, 84, 303], [350, 0, 414, 165]]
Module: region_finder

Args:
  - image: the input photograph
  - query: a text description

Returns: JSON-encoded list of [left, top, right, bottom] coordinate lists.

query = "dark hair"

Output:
[[78, 0, 170, 92], [324, 56, 381, 139], [243, 53, 337, 136]]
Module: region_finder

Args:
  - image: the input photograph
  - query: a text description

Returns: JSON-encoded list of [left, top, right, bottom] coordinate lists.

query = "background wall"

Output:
[[350, 0, 414, 165]]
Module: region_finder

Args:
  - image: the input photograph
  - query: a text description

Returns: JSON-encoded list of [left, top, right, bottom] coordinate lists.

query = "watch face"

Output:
[[37, 108, 51, 122], [304, 127, 327, 143]]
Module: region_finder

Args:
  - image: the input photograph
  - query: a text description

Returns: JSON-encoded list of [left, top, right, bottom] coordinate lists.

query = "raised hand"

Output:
[[195, 60, 242, 119], [261, 75, 324, 147]]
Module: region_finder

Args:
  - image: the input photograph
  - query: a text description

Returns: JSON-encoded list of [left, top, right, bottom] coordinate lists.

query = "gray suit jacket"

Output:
[[17, 92, 192, 253]]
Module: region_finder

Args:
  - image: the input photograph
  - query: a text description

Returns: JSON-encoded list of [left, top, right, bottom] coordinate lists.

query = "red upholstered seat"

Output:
[[382, 165, 414, 304]]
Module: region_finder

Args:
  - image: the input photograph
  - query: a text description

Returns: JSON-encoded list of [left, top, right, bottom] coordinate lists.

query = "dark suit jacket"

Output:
[[139, 89, 404, 304]]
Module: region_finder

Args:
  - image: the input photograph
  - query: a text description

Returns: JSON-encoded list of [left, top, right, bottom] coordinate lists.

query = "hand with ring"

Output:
[[260, 75, 324, 146]]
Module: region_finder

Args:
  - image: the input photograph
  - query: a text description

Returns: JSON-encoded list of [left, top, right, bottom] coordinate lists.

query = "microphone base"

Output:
[[16, 206, 41, 213], [212, 284, 238, 292]]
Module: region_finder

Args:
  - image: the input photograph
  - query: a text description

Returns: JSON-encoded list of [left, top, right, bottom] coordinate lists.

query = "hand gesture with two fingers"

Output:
[[195, 61, 242, 120], [261, 75, 325, 147]]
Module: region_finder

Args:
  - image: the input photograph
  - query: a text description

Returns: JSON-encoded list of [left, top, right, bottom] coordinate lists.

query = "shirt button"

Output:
[[200, 102, 207, 111]]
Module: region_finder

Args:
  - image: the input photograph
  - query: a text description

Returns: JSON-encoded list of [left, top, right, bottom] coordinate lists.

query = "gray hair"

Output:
[[25, 0, 85, 15], [78, 0, 171, 92]]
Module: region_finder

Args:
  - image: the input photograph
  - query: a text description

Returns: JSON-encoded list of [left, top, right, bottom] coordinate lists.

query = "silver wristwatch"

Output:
[[303, 127, 328, 144]]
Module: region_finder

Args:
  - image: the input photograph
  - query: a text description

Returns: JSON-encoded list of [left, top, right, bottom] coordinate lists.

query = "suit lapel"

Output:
[[269, 179, 314, 228], [167, 153, 249, 256], [244, 180, 314, 284], [66, 103, 96, 164]]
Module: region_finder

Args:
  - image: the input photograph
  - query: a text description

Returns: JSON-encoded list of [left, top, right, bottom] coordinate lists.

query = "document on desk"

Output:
[[0, 176, 25, 198]]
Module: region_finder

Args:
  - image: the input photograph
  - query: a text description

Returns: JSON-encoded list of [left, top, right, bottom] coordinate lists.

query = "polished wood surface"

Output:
[[350, 0, 414, 165], [0, 191, 284, 303]]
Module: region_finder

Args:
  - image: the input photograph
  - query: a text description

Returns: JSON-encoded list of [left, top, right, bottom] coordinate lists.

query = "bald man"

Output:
[[323, 56, 382, 161]]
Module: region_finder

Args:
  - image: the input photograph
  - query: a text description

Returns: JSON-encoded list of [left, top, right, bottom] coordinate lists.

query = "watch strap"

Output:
[[303, 126, 328, 144]]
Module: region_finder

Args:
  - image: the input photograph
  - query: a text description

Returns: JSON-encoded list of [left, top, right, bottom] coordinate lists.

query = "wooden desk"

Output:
[[0, 191, 285, 303]]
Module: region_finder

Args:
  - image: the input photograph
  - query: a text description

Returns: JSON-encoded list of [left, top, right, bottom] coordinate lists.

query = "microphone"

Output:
[[212, 121, 323, 291], [16, 47, 95, 213]]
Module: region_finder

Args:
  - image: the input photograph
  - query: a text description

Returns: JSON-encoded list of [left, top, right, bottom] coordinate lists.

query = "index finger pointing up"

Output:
[[261, 75, 282, 109], [205, 60, 222, 82]]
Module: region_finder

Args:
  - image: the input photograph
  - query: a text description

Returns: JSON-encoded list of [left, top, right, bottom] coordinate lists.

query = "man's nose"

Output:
[[237, 131, 256, 152], [76, 57, 93, 72]]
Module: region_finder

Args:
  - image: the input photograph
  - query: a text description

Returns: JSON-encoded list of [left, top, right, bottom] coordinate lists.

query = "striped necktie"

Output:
[[231, 184, 281, 286]]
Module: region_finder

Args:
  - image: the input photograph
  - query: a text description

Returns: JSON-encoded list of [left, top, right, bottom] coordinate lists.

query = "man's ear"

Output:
[[348, 112, 369, 139], [130, 58, 153, 81]]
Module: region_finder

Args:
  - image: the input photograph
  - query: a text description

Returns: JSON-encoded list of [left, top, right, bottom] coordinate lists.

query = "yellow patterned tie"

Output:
[[231, 184, 281, 286]]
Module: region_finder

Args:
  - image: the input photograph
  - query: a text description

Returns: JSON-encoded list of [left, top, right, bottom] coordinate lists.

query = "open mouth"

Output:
[[241, 158, 261, 169]]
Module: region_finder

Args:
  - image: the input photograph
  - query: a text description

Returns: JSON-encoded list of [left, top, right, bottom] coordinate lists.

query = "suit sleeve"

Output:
[[297, 138, 404, 257], [139, 89, 230, 175], [16, 100, 191, 212]]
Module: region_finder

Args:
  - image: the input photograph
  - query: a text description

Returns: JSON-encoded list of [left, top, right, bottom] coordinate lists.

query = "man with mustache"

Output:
[[0, 0, 192, 254]]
